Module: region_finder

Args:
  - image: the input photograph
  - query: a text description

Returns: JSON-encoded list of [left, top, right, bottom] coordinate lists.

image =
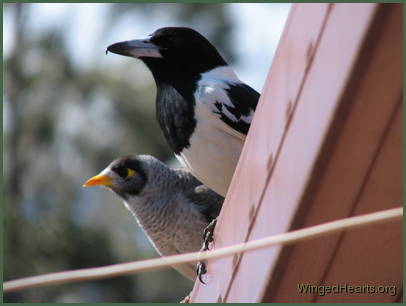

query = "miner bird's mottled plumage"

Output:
[[83, 155, 223, 280], [107, 27, 260, 197]]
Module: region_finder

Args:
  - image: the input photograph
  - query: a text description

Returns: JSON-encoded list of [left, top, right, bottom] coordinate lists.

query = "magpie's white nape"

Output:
[[107, 27, 260, 197]]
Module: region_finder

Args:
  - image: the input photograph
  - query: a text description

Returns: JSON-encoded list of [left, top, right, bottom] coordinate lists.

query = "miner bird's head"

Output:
[[106, 27, 228, 81], [83, 155, 150, 200]]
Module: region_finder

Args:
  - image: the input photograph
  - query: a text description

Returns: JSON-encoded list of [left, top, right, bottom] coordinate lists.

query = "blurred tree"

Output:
[[3, 3, 233, 302]]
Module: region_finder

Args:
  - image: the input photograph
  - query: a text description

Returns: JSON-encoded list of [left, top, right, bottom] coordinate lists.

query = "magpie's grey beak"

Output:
[[106, 39, 162, 58]]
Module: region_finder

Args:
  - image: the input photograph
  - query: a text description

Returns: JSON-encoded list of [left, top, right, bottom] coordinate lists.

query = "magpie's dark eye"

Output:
[[152, 35, 175, 47], [114, 166, 128, 178]]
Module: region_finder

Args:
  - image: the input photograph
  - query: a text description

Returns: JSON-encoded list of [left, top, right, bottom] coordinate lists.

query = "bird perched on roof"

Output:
[[83, 154, 223, 280], [107, 27, 260, 197]]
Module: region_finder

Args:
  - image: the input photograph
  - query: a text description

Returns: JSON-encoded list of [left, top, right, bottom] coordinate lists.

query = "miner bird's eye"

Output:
[[113, 166, 136, 179], [126, 168, 136, 178]]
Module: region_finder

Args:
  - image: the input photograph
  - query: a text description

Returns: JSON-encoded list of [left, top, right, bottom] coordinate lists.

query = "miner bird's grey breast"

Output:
[[107, 27, 260, 197]]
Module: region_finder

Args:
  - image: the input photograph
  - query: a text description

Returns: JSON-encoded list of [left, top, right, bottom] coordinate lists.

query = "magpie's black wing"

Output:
[[213, 83, 260, 135]]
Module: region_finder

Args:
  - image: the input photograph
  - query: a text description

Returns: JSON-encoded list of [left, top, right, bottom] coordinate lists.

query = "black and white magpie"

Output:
[[83, 154, 223, 280], [107, 27, 259, 197]]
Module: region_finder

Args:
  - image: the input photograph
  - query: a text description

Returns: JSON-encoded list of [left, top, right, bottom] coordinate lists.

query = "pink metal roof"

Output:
[[190, 3, 402, 303]]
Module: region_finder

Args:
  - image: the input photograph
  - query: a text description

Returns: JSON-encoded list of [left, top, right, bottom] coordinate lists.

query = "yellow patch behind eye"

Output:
[[127, 168, 136, 178]]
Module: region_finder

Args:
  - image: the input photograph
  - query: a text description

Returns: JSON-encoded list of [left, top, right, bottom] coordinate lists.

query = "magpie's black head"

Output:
[[83, 155, 148, 200], [107, 27, 228, 81]]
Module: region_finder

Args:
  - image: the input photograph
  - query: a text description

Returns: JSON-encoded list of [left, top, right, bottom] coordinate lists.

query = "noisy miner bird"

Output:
[[83, 154, 223, 281], [107, 27, 260, 197]]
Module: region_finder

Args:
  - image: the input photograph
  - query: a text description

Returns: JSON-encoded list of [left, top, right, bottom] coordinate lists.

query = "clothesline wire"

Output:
[[3, 206, 402, 293]]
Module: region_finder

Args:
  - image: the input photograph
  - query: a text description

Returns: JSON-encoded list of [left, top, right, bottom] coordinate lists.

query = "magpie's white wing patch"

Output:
[[179, 66, 260, 196], [195, 66, 260, 137]]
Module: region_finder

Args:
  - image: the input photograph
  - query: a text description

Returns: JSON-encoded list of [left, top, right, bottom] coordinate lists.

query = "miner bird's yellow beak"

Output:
[[83, 174, 113, 187]]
